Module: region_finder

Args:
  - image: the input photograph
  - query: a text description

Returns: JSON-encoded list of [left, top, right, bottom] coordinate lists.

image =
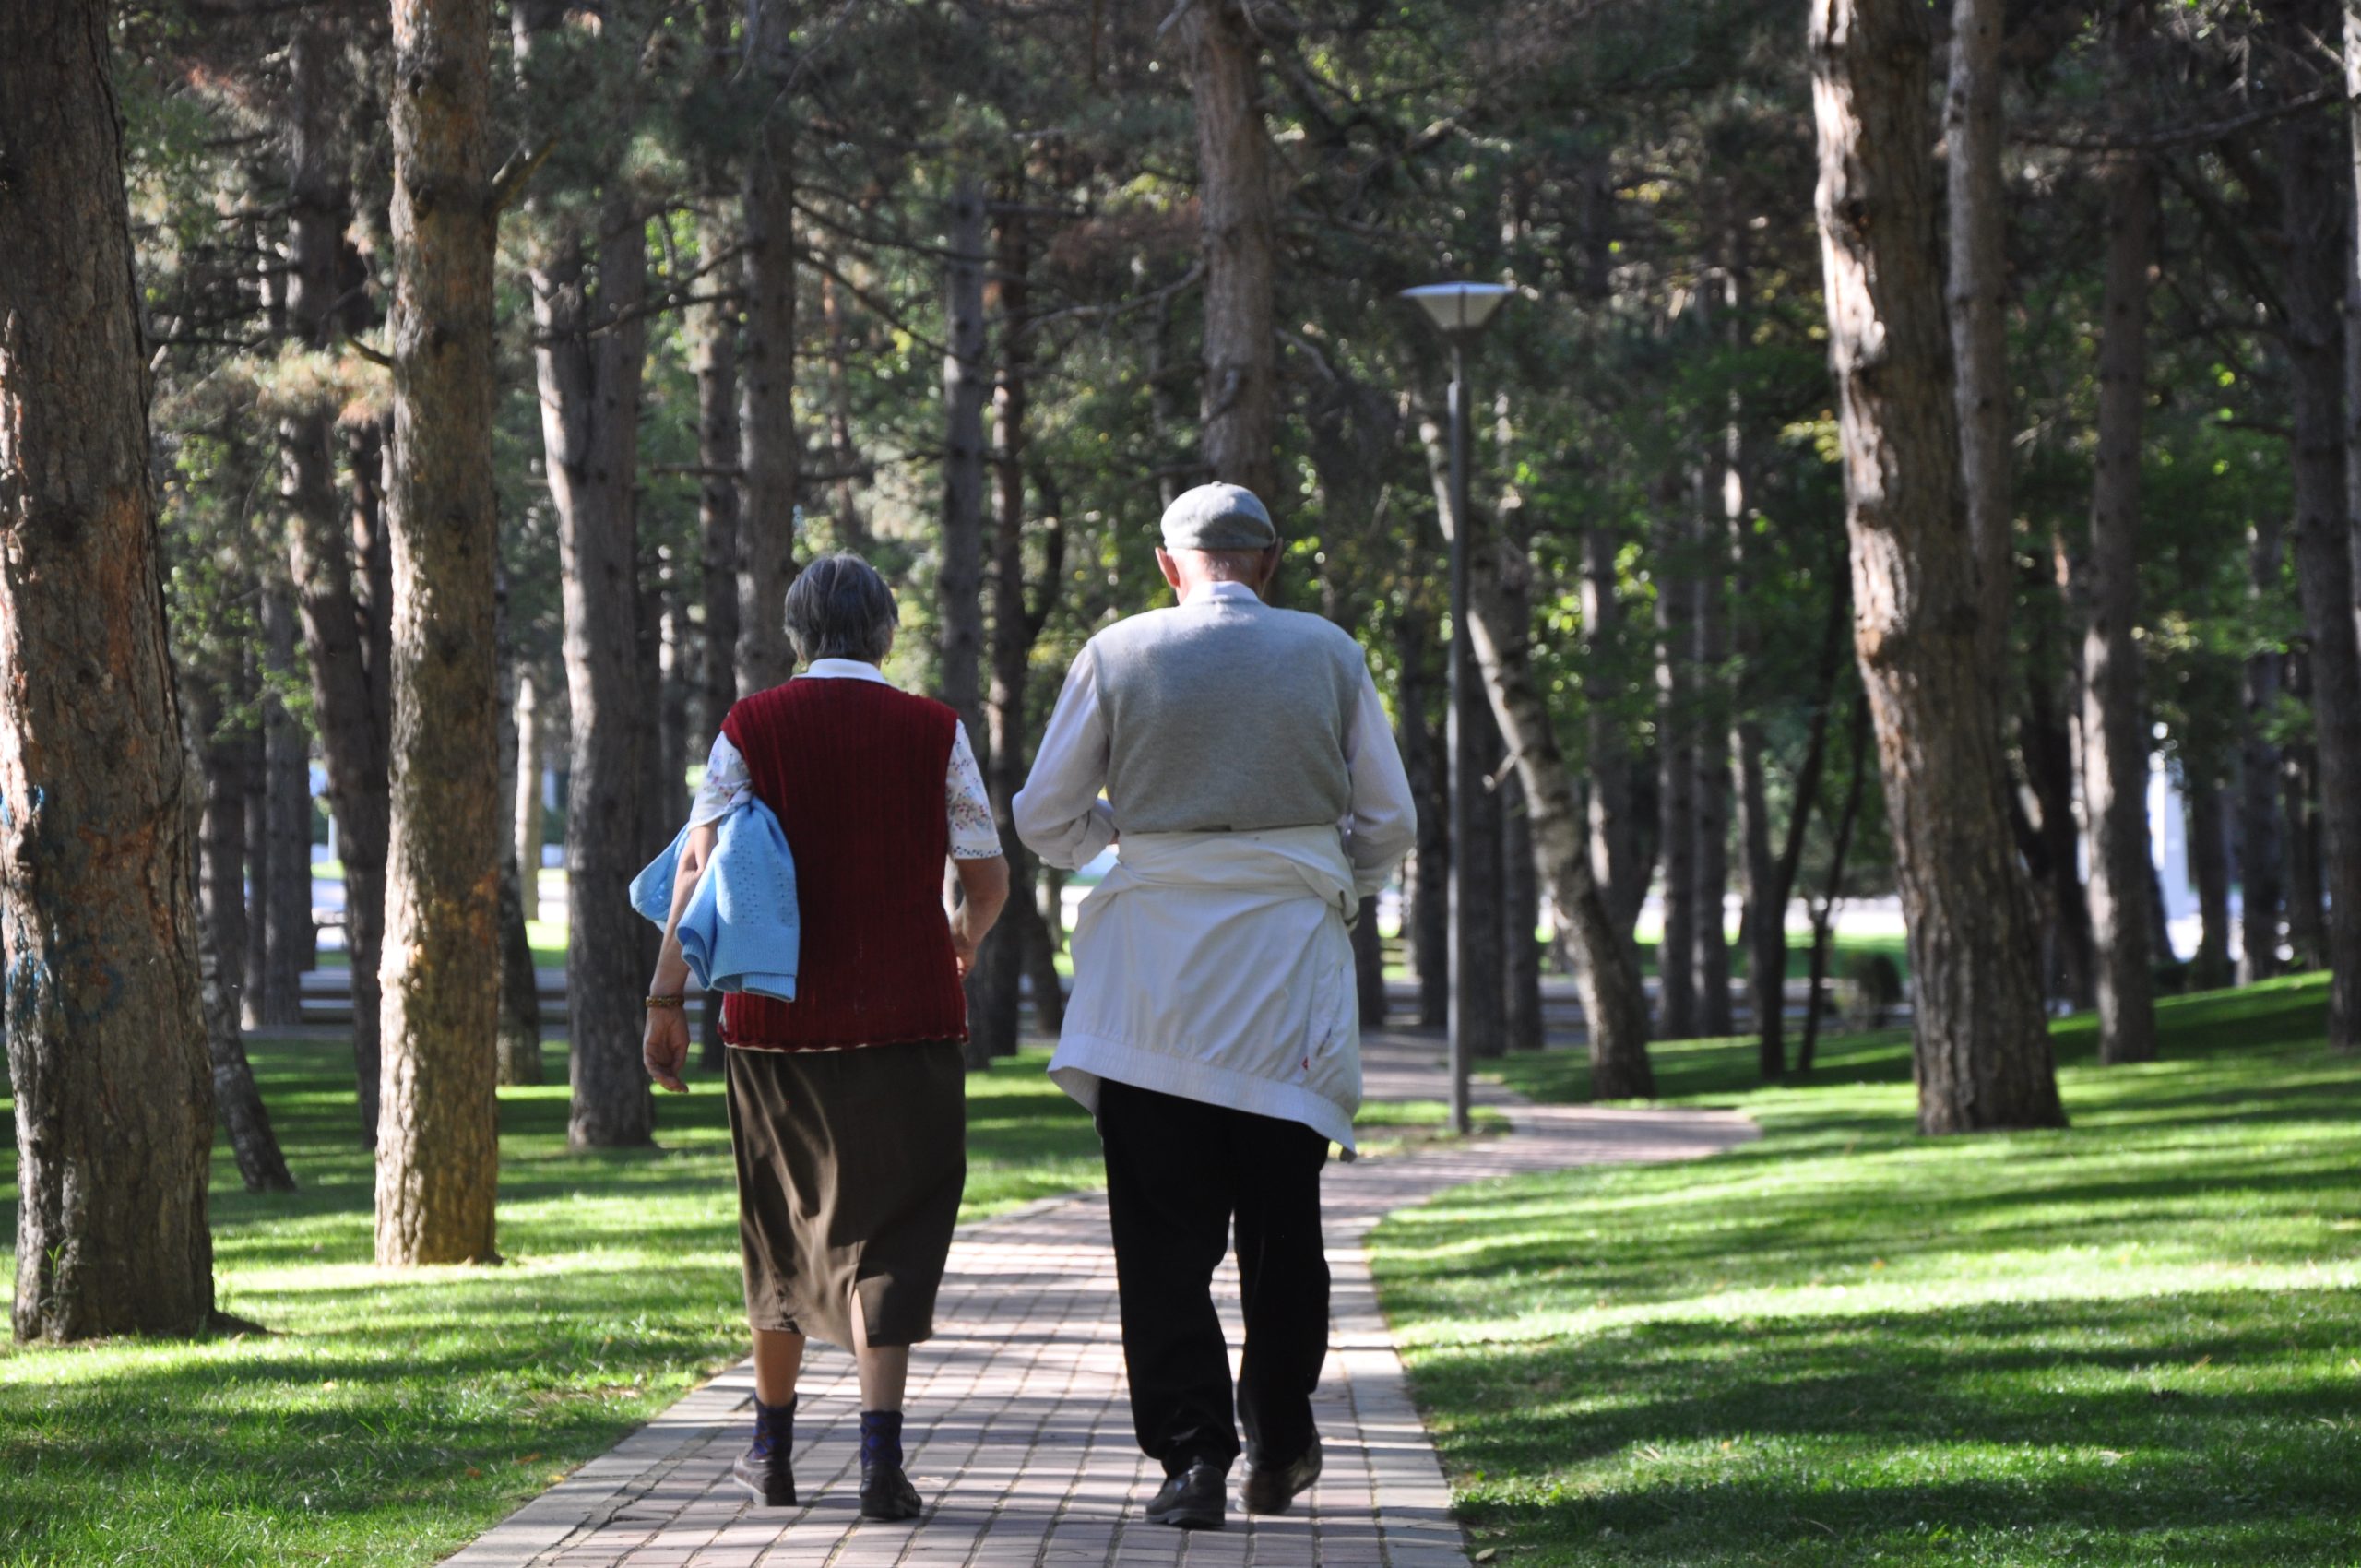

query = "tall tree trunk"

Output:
[[2080, 150, 2159, 1065], [1809, 0, 2064, 1131], [1174, 0, 1279, 501], [737, 0, 800, 694], [281, 9, 389, 1145], [376, 0, 503, 1265], [495, 593, 544, 1087], [1501, 775, 1544, 1051], [940, 174, 989, 753], [1, 0, 216, 1339], [1398, 601, 1450, 1028], [549, 206, 657, 1149], [2023, 653, 2099, 1007], [1691, 489, 1735, 1037], [513, 674, 545, 889], [2277, 106, 2361, 1051], [1580, 524, 1644, 933], [259, 582, 314, 1024], [1462, 694, 1507, 1060], [971, 188, 1064, 1059], [691, 226, 742, 752], [822, 271, 869, 552], [1654, 506, 1699, 1039], [2284, 726, 2326, 968], [187, 729, 296, 1195], [1462, 516, 1655, 1096], [2188, 770, 2235, 990], [194, 678, 254, 1037], [1946, 0, 2012, 671], [242, 700, 270, 1026], [2238, 520, 2285, 982], [1800, 691, 1874, 1075]]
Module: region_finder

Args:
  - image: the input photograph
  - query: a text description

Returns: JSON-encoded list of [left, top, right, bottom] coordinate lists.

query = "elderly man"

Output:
[[1014, 482, 1416, 1531]]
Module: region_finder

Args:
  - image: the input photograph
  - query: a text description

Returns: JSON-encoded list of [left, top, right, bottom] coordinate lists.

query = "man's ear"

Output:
[[1155, 546, 1183, 591], [1258, 543, 1283, 592]]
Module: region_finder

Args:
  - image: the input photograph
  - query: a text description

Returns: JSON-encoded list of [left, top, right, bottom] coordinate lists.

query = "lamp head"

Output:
[[1401, 281, 1516, 340]]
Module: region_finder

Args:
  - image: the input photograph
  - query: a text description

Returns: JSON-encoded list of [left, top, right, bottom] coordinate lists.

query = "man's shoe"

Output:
[[859, 1463, 924, 1522], [1145, 1457, 1228, 1530], [730, 1446, 797, 1508], [1240, 1436, 1322, 1515]]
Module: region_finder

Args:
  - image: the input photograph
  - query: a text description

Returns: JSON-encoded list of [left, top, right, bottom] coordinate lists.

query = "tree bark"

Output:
[[2080, 150, 2159, 1065], [514, 674, 545, 889], [1174, 0, 1279, 501], [821, 271, 869, 552], [1501, 775, 1544, 1051], [1800, 691, 1873, 1075], [969, 188, 1063, 1061], [2023, 654, 2099, 1008], [2284, 727, 2326, 968], [1457, 495, 1655, 1093], [242, 697, 269, 1025], [941, 175, 990, 753], [1691, 488, 1735, 1038], [2187, 769, 2235, 990], [1, 0, 217, 1339], [1397, 601, 1450, 1028], [1809, 0, 2064, 1131], [187, 728, 297, 1195], [1945, 0, 2013, 671], [194, 678, 254, 1037], [691, 220, 742, 752], [2238, 519, 2285, 982], [2276, 106, 2361, 1050], [258, 582, 315, 1025], [495, 598, 544, 1087], [375, 0, 503, 1265], [1580, 525, 1645, 934], [737, 0, 801, 694], [1654, 505, 1698, 1039], [280, 10, 389, 1144]]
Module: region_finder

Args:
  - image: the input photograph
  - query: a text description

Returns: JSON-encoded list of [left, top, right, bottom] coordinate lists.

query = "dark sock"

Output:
[[860, 1409, 904, 1473], [751, 1394, 795, 1461]]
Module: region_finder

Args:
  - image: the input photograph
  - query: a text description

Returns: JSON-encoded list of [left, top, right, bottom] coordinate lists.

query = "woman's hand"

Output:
[[643, 1003, 692, 1092]]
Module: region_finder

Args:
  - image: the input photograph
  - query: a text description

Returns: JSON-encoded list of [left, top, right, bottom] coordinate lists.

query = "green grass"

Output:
[[0, 1037, 1102, 1568], [1370, 976, 2361, 1565]]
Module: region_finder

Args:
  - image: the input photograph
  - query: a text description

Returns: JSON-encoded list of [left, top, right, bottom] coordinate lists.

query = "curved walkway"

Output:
[[441, 1034, 1754, 1568]]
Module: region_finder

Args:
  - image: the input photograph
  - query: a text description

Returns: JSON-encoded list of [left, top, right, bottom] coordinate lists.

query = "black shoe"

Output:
[[731, 1445, 797, 1508], [1240, 1436, 1322, 1515], [859, 1462, 924, 1522], [1145, 1457, 1228, 1530]]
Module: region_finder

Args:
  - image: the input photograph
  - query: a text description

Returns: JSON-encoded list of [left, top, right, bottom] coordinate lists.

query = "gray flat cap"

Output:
[[1159, 481, 1277, 551]]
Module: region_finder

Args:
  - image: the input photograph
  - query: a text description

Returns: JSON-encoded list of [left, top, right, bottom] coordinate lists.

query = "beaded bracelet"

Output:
[[644, 994, 685, 1010]]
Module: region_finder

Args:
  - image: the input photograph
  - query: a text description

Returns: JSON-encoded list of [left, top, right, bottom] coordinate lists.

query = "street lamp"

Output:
[[1402, 281, 1514, 1138]]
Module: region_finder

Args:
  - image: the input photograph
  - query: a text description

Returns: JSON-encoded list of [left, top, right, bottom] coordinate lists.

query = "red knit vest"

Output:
[[718, 678, 969, 1051]]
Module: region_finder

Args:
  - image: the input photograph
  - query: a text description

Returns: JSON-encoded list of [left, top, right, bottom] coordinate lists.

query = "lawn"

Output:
[[0, 1031, 1496, 1566], [0, 1037, 1104, 1568], [1369, 975, 2361, 1565]]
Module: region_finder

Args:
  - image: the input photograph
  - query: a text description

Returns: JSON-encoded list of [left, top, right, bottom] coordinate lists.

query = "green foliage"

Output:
[[1373, 979, 2361, 1565]]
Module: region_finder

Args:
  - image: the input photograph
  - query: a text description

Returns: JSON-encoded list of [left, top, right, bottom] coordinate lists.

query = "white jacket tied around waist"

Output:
[[1048, 825, 1365, 1152]]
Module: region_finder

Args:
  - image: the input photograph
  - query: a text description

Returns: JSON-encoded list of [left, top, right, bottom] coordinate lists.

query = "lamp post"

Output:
[[1402, 281, 1514, 1137]]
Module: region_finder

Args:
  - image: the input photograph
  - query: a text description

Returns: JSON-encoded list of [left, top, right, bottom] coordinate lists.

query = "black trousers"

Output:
[[1097, 1077, 1332, 1477]]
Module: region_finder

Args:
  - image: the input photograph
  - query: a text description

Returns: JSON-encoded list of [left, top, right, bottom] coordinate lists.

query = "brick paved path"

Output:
[[443, 1035, 1754, 1568]]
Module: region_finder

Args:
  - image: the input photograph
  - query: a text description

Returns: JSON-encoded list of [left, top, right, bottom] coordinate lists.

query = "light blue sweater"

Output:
[[629, 798, 800, 1003]]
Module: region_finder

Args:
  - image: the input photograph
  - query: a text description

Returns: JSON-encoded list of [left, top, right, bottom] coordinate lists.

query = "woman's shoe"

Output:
[[731, 1445, 797, 1507]]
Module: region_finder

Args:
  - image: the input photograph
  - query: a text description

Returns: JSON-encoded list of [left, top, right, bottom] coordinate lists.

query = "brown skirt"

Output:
[[722, 1039, 967, 1348]]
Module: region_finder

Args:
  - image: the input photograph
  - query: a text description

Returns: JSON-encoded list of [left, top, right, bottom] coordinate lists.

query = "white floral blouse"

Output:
[[687, 658, 1005, 860]]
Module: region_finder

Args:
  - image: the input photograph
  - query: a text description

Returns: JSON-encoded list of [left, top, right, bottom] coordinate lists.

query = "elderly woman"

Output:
[[641, 553, 1009, 1522]]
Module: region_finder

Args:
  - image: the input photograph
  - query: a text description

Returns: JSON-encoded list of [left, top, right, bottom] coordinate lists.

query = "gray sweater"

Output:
[[1090, 591, 1365, 835]]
